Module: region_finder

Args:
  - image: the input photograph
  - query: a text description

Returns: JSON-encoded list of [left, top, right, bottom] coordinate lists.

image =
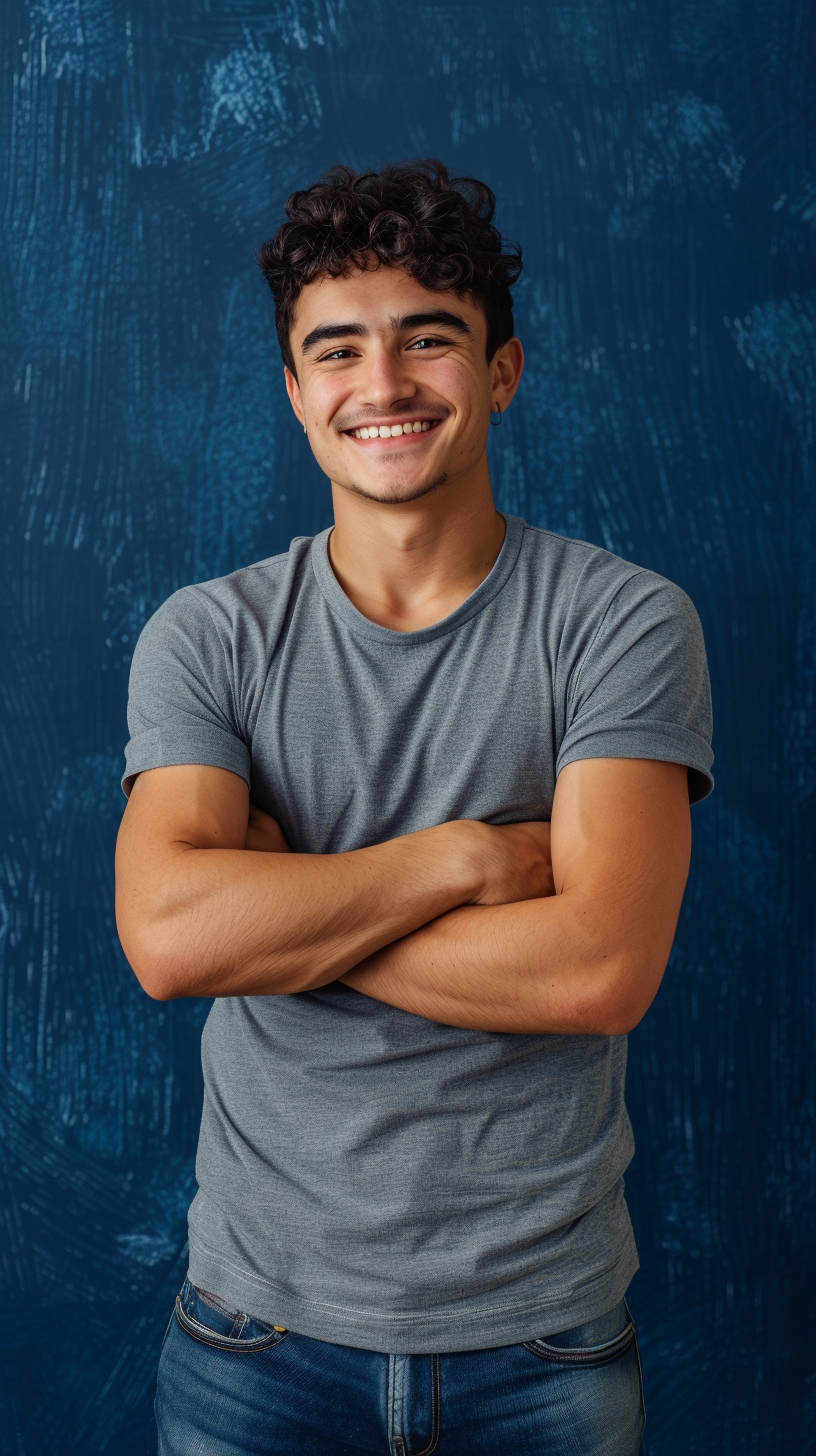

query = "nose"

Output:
[[357, 341, 418, 414]]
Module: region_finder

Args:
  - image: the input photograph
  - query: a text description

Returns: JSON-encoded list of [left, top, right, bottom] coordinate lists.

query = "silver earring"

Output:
[[303, 425, 307, 434]]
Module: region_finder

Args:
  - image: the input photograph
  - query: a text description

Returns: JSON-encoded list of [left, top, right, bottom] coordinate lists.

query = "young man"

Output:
[[116, 161, 713, 1455]]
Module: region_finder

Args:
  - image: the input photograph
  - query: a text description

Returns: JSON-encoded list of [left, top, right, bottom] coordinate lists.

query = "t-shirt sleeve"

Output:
[[122, 587, 251, 796], [556, 571, 714, 803]]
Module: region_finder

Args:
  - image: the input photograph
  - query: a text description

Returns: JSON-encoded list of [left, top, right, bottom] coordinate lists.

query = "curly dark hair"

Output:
[[257, 159, 523, 372]]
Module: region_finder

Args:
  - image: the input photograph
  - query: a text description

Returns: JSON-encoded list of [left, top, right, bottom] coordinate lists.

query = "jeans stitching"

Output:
[[629, 1318, 647, 1432], [189, 1283, 248, 1340], [160, 1308, 175, 1352], [410, 1354, 440, 1456], [175, 1296, 286, 1352], [388, 1354, 401, 1454], [523, 1321, 635, 1365]]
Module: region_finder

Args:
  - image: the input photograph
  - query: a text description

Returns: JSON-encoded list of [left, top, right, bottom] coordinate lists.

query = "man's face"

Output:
[[284, 265, 519, 505]]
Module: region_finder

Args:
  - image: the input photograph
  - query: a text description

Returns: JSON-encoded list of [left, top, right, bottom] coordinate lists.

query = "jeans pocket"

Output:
[[174, 1277, 288, 1354], [523, 1299, 636, 1367]]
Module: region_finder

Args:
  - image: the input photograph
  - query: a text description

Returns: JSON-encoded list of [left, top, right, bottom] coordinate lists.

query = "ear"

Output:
[[284, 366, 306, 428], [490, 337, 524, 412]]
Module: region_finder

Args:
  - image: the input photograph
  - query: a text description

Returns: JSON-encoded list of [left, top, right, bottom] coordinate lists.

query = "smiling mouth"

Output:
[[345, 418, 443, 441]]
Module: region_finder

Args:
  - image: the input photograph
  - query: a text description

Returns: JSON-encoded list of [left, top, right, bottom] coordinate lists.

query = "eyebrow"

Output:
[[299, 309, 472, 356], [300, 321, 367, 354], [392, 310, 472, 336]]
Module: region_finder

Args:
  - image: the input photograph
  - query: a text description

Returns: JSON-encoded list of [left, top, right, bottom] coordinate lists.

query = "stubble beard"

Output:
[[339, 470, 450, 505]]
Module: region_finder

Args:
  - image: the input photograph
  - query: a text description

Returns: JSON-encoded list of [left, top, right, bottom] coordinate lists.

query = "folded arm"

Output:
[[116, 757, 689, 1033], [114, 764, 553, 1000], [341, 758, 692, 1035]]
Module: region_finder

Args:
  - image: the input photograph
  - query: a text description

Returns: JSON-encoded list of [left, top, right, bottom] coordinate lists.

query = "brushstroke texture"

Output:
[[0, 0, 813, 1450]]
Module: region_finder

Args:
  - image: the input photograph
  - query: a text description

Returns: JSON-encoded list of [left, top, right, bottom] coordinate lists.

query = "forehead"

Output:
[[289, 265, 485, 344]]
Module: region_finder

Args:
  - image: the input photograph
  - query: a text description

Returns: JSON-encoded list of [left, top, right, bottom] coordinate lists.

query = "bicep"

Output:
[[116, 765, 250, 907], [550, 758, 692, 1022], [115, 766, 250, 995]]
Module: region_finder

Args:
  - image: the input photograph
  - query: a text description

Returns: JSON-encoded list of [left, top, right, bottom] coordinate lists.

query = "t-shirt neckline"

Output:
[[309, 513, 525, 645]]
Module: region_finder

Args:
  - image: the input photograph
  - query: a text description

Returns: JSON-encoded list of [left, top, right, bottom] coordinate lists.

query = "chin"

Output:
[[343, 472, 449, 505]]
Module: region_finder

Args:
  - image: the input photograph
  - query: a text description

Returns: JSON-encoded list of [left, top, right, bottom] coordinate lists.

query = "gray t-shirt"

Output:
[[124, 514, 713, 1353]]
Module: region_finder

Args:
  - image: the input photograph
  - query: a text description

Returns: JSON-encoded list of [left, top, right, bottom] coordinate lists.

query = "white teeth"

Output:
[[351, 419, 437, 439]]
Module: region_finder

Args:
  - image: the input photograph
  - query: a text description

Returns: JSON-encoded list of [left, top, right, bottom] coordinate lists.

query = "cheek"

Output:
[[301, 376, 345, 427], [426, 360, 490, 414]]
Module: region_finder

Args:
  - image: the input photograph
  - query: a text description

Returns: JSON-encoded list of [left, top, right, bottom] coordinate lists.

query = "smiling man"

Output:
[[116, 161, 713, 1456]]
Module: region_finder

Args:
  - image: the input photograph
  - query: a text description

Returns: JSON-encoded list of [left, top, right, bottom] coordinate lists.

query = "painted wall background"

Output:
[[1, 0, 814, 1449]]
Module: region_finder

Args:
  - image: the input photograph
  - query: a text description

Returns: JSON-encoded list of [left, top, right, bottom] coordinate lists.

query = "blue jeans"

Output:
[[156, 1278, 645, 1455]]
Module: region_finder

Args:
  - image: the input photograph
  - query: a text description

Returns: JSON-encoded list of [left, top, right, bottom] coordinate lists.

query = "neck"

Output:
[[327, 463, 506, 632]]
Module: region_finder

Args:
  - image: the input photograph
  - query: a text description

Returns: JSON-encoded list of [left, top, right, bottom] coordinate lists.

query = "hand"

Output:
[[245, 805, 292, 854], [464, 820, 554, 906]]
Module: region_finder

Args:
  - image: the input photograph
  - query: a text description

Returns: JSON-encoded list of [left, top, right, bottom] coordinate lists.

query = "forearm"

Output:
[[117, 826, 481, 1001], [341, 893, 668, 1037], [343, 759, 692, 1036]]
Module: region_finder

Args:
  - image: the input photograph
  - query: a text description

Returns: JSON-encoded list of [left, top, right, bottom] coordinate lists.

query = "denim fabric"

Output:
[[156, 1279, 645, 1454]]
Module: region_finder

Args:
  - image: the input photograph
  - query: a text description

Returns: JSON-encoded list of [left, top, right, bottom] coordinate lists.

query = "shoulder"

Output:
[[165, 534, 314, 627], [517, 519, 664, 592], [515, 520, 700, 628], [139, 535, 317, 655]]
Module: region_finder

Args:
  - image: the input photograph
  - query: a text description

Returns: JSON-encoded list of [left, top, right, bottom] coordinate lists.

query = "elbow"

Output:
[[127, 944, 186, 1002], [136, 963, 183, 1002], [116, 913, 302, 1000], [116, 914, 189, 1001], [567, 952, 665, 1036], [592, 1004, 643, 1037]]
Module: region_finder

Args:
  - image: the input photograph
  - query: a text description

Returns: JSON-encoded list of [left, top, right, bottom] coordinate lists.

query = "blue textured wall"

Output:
[[1, 1, 814, 1450]]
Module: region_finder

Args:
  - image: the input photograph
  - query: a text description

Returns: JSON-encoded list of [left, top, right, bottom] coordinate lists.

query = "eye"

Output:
[[406, 336, 447, 351], [319, 347, 357, 361]]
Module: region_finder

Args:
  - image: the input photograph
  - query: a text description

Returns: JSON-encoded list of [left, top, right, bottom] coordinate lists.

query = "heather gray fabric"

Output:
[[124, 514, 713, 1353]]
